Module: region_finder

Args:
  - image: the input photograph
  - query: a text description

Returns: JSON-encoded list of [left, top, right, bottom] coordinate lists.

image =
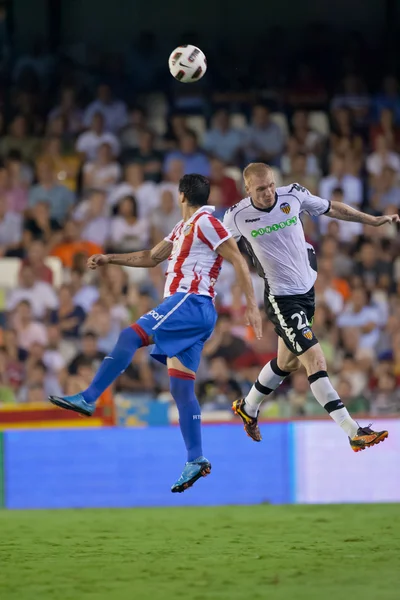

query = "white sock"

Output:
[[309, 371, 358, 438], [245, 359, 289, 417]]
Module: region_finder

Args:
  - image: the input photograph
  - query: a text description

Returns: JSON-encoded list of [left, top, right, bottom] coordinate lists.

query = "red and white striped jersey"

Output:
[[163, 206, 232, 299]]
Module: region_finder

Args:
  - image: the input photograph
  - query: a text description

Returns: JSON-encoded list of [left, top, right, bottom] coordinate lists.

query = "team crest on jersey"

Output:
[[183, 223, 194, 236], [280, 202, 291, 215], [302, 327, 313, 340]]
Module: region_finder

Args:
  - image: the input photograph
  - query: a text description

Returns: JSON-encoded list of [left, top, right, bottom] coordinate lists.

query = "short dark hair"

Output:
[[179, 174, 210, 207]]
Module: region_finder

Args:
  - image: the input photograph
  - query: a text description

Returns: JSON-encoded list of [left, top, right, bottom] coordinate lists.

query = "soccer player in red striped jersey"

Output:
[[50, 174, 262, 493]]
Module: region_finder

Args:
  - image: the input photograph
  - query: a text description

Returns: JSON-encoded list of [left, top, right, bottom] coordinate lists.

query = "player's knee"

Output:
[[300, 343, 326, 376], [279, 356, 300, 373]]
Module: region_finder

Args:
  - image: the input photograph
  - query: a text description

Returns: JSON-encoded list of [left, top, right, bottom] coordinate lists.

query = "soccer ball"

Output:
[[168, 45, 207, 83]]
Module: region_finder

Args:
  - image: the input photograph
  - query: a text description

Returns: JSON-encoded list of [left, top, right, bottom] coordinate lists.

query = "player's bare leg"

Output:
[[168, 357, 211, 493], [299, 343, 388, 451], [232, 339, 299, 441]]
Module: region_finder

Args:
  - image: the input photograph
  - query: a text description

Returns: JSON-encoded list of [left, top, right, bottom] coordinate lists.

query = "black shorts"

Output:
[[264, 286, 318, 356]]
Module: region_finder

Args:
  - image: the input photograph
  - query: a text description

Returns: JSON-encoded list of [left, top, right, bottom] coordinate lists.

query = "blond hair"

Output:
[[243, 162, 273, 185]]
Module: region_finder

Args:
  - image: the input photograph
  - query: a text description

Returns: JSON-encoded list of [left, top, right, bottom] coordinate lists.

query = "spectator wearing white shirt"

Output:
[[337, 287, 382, 350], [107, 163, 158, 219], [73, 189, 110, 247], [76, 112, 120, 161], [7, 264, 59, 320], [11, 300, 48, 351], [83, 83, 128, 133], [157, 158, 184, 206], [150, 189, 182, 242], [202, 108, 243, 164], [82, 142, 122, 193], [366, 134, 400, 178], [319, 187, 363, 242], [319, 153, 363, 207], [109, 195, 150, 252]]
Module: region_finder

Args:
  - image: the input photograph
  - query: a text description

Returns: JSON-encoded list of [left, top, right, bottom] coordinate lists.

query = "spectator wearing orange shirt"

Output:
[[50, 220, 103, 268]]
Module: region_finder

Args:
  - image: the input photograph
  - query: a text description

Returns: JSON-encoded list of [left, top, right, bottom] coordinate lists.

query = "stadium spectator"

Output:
[[37, 136, 81, 192], [50, 220, 103, 269], [11, 300, 48, 351], [0, 195, 23, 256], [109, 195, 150, 252], [242, 103, 285, 166], [373, 75, 400, 124], [121, 128, 162, 181], [115, 347, 154, 395], [290, 109, 324, 155], [73, 189, 110, 247], [22, 239, 53, 284], [83, 83, 128, 133], [68, 331, 106, 375], [150, 188, 181, 242], [48, 86, 83, 136], [50, 285, 86, 339], [157, 158, 183, 206], [198, 357, 242, 410], [331, 75, 370, 127], [0, 115, 40, 163], [163, 113, 188, 150], [369, 166, 400, 211], [0, 160, 29, 214], [209, 157, 241, 207], [164, 129, 210, 177], [82, 142, 121, 192], [108, 162, 158, 218], [337, 287, 382, 351], [366, 134, 400, 177], [353, 241, 393, 292], [330, 107, 364, 158], [202, 108, 243, 164], [7, 265, 58, 319], [23, 200, 62, 244], [369, 108, 400, 154], [28, 156, 75, 222], [76, 112, 120, 161], [319, 153, 362, 207], [119, 106, 147, 151]]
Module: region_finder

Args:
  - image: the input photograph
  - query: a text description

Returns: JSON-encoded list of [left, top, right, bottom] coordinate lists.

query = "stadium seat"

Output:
[[0, 257, 63, 289], [0, 258, 21, 289], [270, 112, 289, 137], [309, 111, 330, 136], [186, 115, 207, 142], [45, 257, 63, 288], [230, 113, 247, 129]]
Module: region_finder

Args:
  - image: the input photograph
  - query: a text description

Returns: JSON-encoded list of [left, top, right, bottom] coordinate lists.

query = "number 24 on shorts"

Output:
[[291, 311, 309, 330]]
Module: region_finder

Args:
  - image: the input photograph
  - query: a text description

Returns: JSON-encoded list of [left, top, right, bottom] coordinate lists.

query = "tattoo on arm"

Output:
[[150, 240, 173, 264], [326, 201, 376, 225]]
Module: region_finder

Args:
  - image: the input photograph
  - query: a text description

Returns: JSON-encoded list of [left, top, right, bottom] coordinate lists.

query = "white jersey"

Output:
[[223, 183, 330, 296], [164, 205, 231, 299]]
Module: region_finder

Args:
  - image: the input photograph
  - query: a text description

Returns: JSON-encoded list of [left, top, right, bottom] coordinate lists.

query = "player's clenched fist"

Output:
[[87, 254, 110, 269]]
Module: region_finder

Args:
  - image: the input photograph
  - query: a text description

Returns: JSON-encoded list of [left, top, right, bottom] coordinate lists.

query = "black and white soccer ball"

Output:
[[168, 45, 207, 83]]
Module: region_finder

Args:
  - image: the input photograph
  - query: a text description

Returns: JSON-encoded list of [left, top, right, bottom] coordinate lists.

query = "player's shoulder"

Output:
[[223, 197, 252, 219], [276, 183, 310, 199]]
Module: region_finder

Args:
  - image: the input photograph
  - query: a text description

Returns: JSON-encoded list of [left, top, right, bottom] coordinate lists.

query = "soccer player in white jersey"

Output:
[[224, 162, 399, 451], [50, 174, 262, 493]]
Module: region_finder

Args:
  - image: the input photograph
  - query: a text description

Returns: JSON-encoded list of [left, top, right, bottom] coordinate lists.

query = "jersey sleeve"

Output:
[[164, 220, 183, 243], [295, 184, 331, 216], [197, 214, 232, 251], [222, 207, 242, 242]]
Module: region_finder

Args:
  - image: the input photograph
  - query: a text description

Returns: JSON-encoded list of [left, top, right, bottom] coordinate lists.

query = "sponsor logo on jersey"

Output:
[[183, 223, 194, 236], [148, 310, 164, 321], [251, 216, 298, 237], [302, 327, 313, 340], [280, 202, 291, 215], [245, 217, 261, 223]]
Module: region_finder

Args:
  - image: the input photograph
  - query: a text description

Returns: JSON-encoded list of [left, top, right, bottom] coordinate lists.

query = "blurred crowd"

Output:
[[0, 34, 400, 417]]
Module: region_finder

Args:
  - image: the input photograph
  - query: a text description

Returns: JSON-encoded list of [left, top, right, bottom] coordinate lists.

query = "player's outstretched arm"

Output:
[[326, 201, 400, 226], [87, 240, 173, 270], [217, 237, 263, 339]]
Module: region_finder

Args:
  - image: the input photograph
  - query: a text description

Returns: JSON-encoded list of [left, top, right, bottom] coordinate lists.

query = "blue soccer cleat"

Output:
[[49, 393, 95, 417], [171, 456, 212, 493]]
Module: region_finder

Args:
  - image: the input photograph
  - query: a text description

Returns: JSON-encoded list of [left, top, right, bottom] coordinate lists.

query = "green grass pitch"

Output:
[[1, 504, 400, 600]]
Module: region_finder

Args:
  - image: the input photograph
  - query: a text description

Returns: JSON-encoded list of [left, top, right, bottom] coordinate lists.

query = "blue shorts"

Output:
[[136, 293, 217, 372]]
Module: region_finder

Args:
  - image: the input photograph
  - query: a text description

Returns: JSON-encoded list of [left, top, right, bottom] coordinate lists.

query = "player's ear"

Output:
[[178, 191, 185, 204]]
